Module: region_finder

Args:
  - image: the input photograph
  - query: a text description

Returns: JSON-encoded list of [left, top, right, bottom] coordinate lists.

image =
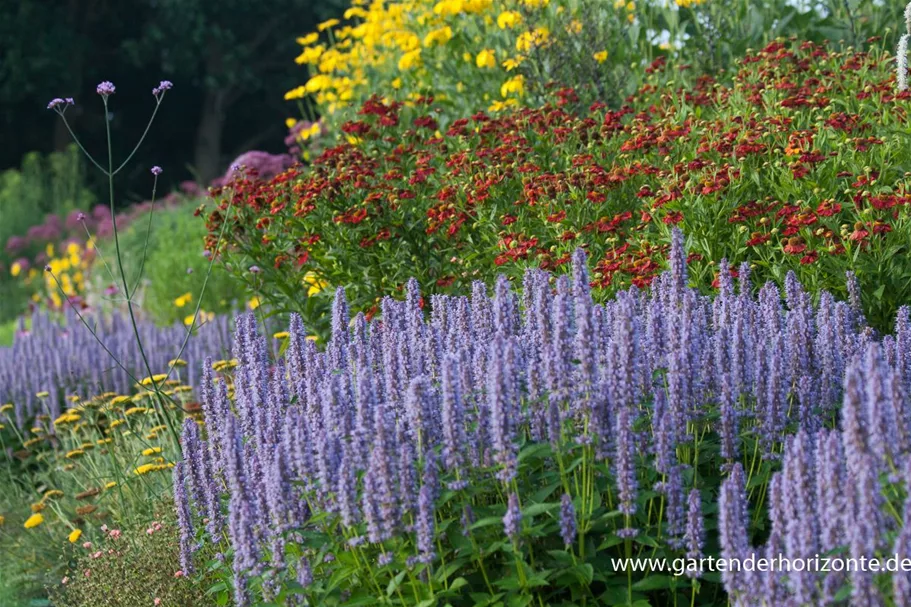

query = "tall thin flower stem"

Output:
[[131, 173, 160, 294]]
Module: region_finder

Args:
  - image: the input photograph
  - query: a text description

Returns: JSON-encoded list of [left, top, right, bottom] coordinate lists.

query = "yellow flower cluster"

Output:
[[37, 241, 92, 309], [285, 0, 575, 123]]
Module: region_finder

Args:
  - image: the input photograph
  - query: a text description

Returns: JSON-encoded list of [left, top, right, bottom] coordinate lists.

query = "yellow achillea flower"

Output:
[[211, 359, 239, 372], [124, 407, 148, 416], [24, 513, 44, 529], [54, 413, 80, 425], [97, 438, 113, 445], [0, 515, 4, 526], [173, 292, 192, 308], [0, 403, 13, 413], [273, 331, 290, 340], [134, 463, 173, 476], [476, 49, 497, 69], [65, 449, 85, 459], [109, 420, 126, 429], [594, 50, 608, 63], [105, 481, 117, 490], [142, 447, 163, 456], [317, 18, 339, 31], [30, 502, 46, 513], [296, 32, 319, 46], [43, 490, 64, 501], [22, 437, 42, 448], [140, 374, 168, 387], [68, 529, 82, 543], [168, 358, 187, 368], [36, 391, 49, 398], [10, 262, 21, 277]]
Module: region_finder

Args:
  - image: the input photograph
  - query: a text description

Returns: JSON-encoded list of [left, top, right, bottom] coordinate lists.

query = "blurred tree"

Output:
[[125, 0, 345, 182], [0, 0, 345, 188], [0, 0, 138, 155]]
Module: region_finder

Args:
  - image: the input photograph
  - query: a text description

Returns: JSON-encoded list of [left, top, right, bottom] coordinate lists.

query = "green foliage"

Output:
[[91, 201, 246, 326], [47, 507, 212, 607]]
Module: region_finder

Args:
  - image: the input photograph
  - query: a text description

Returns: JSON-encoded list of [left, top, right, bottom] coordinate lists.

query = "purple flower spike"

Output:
[[151, 166, 163, 176], [96, 81, 116, 97], [560, 493, 576, 548], [503, 492, 522, 541]]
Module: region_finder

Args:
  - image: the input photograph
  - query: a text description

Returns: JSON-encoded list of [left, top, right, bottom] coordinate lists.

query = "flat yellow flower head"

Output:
[[68, 529, 82, 543], [140, 374, 168, 387]]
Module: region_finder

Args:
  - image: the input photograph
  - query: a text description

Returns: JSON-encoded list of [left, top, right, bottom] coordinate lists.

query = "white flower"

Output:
[[898, 34, 909, 92]]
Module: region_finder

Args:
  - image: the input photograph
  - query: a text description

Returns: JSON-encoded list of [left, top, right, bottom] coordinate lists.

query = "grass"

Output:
[[0, 319, 17, 347]]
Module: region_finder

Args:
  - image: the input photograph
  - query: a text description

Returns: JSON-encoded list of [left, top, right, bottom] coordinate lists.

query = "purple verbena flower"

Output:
[[96, 81, 116, 97]]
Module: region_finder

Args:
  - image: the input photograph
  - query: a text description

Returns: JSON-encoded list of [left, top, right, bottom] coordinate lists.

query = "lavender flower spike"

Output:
[[173, 461, 195, 575], [503, 492, 522, 541], [560, 493, 576, 548]]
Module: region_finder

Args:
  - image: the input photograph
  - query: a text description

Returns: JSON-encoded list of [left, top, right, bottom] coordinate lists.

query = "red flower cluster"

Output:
[[206, 39, 911, 328]]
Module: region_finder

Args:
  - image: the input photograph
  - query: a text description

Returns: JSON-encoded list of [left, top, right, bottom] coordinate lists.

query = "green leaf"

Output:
[[387, 569, 408, 597], [632, 575, 674, 591], [449, 577, 469, 592], [471, 516, 504, 530], [567, 563, 594, 585], [206, 582, 228, 596], [523, 502, 557, 518]]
